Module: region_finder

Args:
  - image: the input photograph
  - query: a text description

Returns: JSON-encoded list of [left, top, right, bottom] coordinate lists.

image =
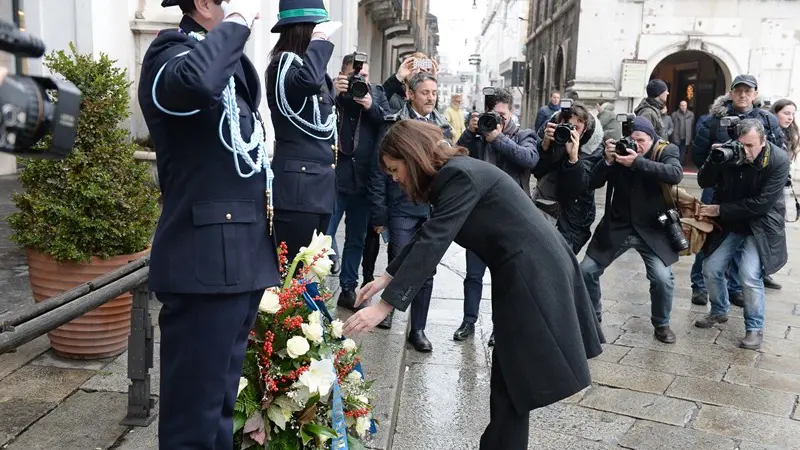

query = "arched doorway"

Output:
[[649, 50, 727, 116], [553, 47, 564, 92]]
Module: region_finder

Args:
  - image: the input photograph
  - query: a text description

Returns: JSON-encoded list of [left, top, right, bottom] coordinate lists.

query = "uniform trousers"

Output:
[[157, 290, 263, 450], [479, 350, 530, 449], [274, 209, 332, 260]]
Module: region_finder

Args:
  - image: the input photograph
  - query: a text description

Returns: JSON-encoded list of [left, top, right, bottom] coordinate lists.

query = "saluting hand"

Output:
[[221, 0, 261, 28]]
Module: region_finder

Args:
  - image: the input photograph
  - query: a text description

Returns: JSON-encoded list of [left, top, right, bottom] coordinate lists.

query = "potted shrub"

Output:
[[7, 43, 160, 360]]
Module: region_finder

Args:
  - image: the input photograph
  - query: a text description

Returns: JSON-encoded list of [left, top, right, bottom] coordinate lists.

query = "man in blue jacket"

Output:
[[137, 1, 279, 448], [328, 54, 390, 310], [453, 87, 540, 344]]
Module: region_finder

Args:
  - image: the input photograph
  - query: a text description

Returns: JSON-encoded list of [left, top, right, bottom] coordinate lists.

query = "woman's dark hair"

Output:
[[771, 98, 798, 160], [557, 101, 595, 145], [379, 120, 468, 202], [269, 23, 316, 59]]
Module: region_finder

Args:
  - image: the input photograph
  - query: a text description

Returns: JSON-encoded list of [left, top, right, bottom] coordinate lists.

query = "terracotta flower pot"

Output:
[[26, 248, 151, 360]]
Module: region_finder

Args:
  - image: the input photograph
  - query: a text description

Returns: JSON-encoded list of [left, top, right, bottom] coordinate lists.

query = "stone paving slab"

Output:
[[0, 335, 49, 380], [580, 385, 696, 427], [665, 376, 797, 418], [618, 347, 730, 381], [693, 404, 800, 448], [82, 344, 161, 395], [587, 359, 675, 394], [722, 364, 800, 394], [618, 419, 737, 450], [4, 391, 128, 450]]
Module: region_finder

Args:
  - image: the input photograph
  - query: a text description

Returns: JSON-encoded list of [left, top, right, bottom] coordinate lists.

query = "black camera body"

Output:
[[477, 87, 501, 135], [657, 208, 689, 252], [710, 140, 747, 166], [550, 99, 576, 146], [345, 51, 369, 100], [0, 20, 80, 158], [615, 113, 637, 155]]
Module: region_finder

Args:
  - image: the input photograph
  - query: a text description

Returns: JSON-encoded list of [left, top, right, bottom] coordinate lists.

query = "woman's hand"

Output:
[[343, 300, 393, 335], [355, 273, 391, 308], [565, 128, 580, 163]]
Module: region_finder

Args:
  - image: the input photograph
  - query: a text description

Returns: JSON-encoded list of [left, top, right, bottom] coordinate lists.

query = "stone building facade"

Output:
[[523, 0, 800, 136]]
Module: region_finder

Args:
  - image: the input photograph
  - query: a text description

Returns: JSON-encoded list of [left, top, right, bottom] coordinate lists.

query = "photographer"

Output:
[[452, 87, 538, 343], [580, 117, 683, 344], [328, 53, 390, 311], [533, 101, 605, 254], [693, 119, 790, 350], [689, 75, 785, 303]]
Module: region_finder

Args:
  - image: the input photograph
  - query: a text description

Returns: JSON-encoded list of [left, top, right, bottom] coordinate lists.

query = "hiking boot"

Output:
[[691, 290, 708, 305], [729, 291, 744, 308], [739, 330, 763, 350], [694, 313, 729, 328]]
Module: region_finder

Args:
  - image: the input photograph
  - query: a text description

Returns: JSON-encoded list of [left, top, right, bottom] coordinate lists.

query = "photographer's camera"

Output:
[[0, 20, 81, 158], [477, 87, 501, 135], [709, 116, 747, 166], [657, 209, 689, 252], [614, 113, 637, 155], [345, 51, 369, 99], [552, 99, 575, 146]]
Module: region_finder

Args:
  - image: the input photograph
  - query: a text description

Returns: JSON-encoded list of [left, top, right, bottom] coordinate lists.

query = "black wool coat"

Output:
[[382, 155, 604, 413]]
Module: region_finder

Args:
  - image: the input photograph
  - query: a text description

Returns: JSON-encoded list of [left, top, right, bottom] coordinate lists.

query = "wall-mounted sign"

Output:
[[619, 59, 648, 98]]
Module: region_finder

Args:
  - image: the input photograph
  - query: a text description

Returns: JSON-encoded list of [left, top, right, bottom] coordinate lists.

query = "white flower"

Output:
[[297, 230, 336, 281], [237, 377, 248, 397], [346, 371, 362, 383], [301, 322, 324, 343], [356, 394, 369, 405], [298, 358, 337, 397], [355, 416, 371, 438], [330, 319, 344, 338], [258, 287, 281, 314], [286, 336, 310, 359], [342, 338, 357, 353], [308, 310, 322, 326]]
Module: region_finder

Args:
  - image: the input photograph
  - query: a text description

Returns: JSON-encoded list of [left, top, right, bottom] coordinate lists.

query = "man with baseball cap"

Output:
[[689, 74, 785, 307], [137, 1, 279, 449]]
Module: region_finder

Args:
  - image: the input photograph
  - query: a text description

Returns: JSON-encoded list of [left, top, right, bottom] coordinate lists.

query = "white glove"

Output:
[[221, 0, 260, 28], [312, 21, 342, 40]]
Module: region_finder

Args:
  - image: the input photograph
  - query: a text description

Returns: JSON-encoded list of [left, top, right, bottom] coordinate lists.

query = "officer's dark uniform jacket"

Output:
[[265, 39, 337, 215], [138, 16, 279, 294], [335, 85, 390, 195], [367, 102, 452, 228], [692, 94, 784, 168], [697, 141, 790, 275]]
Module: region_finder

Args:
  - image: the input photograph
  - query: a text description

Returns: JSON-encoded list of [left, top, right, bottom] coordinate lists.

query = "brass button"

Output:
[[331, 164, 336, 169], [225, 213, 232, 220], [301, 166, 306, 171]]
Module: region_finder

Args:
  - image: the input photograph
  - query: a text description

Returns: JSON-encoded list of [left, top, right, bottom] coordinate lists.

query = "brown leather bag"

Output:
[[651, 141, 720, 256]]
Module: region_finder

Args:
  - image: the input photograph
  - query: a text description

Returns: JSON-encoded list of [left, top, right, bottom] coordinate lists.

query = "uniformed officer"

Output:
[[266, 0, 343, 258], [136, 1, 279, 449]]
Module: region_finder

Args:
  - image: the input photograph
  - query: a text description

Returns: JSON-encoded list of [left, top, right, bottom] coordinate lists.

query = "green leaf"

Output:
[[233, 410, 247, 434], [302, 423, 339, 439], [299, 427, 313, 445], [347, 434, 368, 450]]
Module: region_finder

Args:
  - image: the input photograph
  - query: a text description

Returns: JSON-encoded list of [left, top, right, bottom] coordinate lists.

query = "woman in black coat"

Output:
[[343, 119, 604, 450]]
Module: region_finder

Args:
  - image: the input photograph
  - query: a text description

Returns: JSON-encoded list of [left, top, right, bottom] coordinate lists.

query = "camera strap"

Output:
[[650, 141, 678, 210]]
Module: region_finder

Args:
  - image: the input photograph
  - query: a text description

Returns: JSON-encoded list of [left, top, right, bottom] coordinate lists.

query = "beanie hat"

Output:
[[646, 79, 668, 97], [632, 116, 658, 142]]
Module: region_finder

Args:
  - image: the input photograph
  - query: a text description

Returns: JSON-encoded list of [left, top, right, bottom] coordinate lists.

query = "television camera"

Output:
[[0, 20, 81, 158]]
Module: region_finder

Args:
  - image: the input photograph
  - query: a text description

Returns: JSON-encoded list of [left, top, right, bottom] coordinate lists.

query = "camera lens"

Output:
[[553, 123, 573, 146], [0, 75, 53, 151], [350, 79, 369, 99], [477, 112, 500, 135]]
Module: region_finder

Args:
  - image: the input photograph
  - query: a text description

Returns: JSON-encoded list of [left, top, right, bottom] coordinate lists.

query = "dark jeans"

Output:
[[361, 226, 381, 283], [463, 249, 486, 324], [690, 188, 742, 294], [678, 143, 687, 166], [580, 232, 674, 327], [274, 210, 331, 263], [327, 193, 370, 291], [389, 216, 434, 331]]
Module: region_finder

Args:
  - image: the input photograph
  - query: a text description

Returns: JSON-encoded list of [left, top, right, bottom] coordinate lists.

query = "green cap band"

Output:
[[278, 8, 329, 19]]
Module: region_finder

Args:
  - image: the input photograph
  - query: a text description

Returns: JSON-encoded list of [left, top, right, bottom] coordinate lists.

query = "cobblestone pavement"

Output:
[[1, 173, 800, 449]]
